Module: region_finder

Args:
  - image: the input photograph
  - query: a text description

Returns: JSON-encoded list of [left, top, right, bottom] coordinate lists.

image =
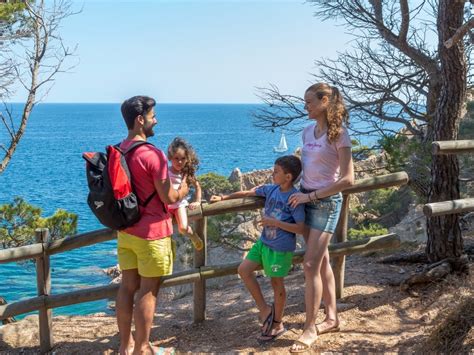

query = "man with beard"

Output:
[[116, 96, 188, 355]]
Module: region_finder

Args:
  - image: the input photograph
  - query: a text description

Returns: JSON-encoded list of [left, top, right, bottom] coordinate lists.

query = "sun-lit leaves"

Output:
[[0, 197, 77, 249]]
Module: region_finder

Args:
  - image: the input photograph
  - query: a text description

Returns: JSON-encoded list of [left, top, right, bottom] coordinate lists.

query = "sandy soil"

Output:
[[1, 246, 473, 354]]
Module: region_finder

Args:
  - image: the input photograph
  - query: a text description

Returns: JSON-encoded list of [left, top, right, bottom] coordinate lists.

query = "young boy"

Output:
[[210, 155, 305, 341]]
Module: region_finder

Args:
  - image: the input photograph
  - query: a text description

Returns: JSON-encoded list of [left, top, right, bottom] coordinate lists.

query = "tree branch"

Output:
[[444, 17, 474, 49]]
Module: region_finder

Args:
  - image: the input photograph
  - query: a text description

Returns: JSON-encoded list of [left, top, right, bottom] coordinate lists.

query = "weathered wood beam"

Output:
[[47, 229, 116, 256], [0, 171, 407, 265], [0, 243, 43, 263], [423, 198, 474, 217], [432, 140, 474, 155], [201, 233, 400, 278], [344, 172, 408, 194], [0, 233, 399, 320], [201, 197, 265, 217], [0, 269, 201, 320]]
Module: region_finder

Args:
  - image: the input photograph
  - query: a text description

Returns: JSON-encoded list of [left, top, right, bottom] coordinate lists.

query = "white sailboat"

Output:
[[273, 132, 288, 153]]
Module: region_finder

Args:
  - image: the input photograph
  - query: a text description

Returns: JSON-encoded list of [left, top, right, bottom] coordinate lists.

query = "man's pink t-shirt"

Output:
[[301, 123, 352, 190], [120, 139, 173, 240]]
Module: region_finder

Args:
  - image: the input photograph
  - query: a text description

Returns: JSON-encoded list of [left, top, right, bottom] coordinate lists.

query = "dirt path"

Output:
[[1, 250, 473, 354]]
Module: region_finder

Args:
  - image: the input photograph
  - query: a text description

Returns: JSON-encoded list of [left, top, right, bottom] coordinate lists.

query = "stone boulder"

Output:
[[389, 204, 427, 243], [229, 168, 272, 191], [0, 315, 38, 348]]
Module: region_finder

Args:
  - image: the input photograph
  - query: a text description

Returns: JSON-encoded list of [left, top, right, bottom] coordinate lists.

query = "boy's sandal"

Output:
[[260, 303, 275, 336], [258, 319, 286, 342], [257, 325, 287, 342]]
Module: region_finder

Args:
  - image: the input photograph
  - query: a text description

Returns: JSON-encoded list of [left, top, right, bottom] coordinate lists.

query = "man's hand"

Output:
[[178, 175, 189, 198]]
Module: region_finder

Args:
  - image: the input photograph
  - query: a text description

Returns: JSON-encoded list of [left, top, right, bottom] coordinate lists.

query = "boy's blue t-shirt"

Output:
[[255, 184, 305, 252]]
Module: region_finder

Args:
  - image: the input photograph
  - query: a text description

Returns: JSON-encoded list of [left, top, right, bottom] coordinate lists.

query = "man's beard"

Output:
[[144, 125, 155, 138]]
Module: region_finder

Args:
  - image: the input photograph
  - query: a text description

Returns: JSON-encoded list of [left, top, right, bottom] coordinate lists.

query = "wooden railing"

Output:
[[424, 140, 474, 217], [0, 171, 408, 353]]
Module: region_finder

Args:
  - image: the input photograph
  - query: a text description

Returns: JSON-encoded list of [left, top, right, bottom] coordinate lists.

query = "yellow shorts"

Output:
[[117, 232, 175, 278]]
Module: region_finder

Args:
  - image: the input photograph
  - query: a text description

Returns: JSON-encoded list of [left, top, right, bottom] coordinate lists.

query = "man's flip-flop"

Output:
[[289, 339, 314, 353], [261, 303, 275, 336], [257, 327, 287, 342]]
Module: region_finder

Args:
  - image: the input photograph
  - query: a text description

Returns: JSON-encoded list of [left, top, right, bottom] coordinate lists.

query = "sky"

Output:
[[10, 0, 352, 103]]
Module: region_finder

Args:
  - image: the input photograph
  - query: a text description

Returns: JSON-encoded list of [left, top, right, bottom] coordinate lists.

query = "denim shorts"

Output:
[[302, 189, 343, 234]]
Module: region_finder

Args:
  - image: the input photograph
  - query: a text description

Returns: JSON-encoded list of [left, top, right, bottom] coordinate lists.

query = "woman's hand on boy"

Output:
[[288, 192, 309, 208]]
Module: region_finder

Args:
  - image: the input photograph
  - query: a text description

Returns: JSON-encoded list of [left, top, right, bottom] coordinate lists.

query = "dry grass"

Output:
[[419, 295, 474, 354]]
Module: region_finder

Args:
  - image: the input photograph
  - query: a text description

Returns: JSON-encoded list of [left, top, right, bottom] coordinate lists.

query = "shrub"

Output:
[[0, 197, 77, 249], [198, 172, 240, 201], [348, 223, 388, 241]]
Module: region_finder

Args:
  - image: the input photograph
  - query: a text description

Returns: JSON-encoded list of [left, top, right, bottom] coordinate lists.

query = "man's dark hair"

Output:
[[275, 155, 302, 182], [121, 96, 156, 130]]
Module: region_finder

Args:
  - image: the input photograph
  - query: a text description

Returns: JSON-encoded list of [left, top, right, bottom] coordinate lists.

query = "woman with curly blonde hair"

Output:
[[167, 137, 203, 250], [288, 83, 354, 352]]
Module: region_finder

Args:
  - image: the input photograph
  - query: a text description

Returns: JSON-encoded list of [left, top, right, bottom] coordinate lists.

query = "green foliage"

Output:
[[0, 197, 77, 249], [0, 1, 26, 22], [351, 188, 405, 217], [351, 140, 375, 160], [466, 100, 474, 114], [365, 187, 404, 216], [459, 102, 474, 139], [378, 134, 431, 172], [348, 223, 388, 241], [198, 172, 240, 200], [207, 213, 235, 242]]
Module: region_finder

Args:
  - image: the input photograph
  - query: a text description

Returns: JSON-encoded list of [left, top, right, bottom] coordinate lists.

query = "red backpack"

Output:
[[83, 141, 156, 230]]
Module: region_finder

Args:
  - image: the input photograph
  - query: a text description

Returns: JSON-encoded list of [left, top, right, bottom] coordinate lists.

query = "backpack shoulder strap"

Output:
[[116, 140, 155, 156], [116, 140, 158, 207]]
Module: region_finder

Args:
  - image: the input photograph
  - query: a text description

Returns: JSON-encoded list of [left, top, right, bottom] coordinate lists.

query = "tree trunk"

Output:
[[426, 2, 466, 262]]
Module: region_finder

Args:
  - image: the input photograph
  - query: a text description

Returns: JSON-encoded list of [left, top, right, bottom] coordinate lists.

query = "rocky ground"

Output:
[[1, 237, 473, 354]]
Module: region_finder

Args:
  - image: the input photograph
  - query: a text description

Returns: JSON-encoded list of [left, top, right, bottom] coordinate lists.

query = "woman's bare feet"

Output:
[[316, 318, 340, 335], [119, 334, 135, 355]]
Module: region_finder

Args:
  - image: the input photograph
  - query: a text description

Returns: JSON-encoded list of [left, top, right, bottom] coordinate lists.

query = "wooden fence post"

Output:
[[35, 228, 53, 353], [333, 194, 350, 299], [193, 217, 207, 323]]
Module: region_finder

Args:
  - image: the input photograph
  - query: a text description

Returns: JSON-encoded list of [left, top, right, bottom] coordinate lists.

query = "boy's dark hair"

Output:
[[275, 155, 302, 182], [121, 96, 156, 130]]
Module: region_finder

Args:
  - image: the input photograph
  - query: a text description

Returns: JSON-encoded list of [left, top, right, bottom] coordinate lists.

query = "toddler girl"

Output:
[[167, 137, 203, 250]]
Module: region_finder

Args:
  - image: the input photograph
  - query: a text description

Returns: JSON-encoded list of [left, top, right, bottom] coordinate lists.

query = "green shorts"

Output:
[[246, 239, 294, 278]]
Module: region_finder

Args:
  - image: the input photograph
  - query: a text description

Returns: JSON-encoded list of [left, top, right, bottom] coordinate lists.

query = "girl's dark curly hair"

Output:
[[167, 137, 200, 183]]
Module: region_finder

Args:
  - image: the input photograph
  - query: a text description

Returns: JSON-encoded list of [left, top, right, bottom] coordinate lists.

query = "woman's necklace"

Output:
[[314, 124, 327, 140]]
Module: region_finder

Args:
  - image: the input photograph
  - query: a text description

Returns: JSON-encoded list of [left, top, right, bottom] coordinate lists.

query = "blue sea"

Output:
[[0, 103, 398, 318], [0, 103, 308, 317]]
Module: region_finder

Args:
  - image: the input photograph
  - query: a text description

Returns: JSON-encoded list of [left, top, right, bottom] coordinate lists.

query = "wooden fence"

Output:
[[0, 171, 408, 353], [424, 140, 474, 218]]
